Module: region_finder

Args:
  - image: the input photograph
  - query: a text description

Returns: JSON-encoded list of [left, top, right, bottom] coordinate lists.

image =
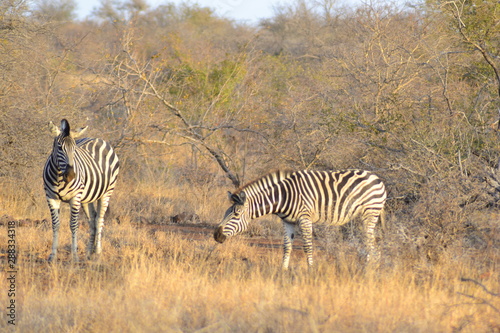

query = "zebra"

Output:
[[214, 169, 387, 269], [43, 119, 119, 262]]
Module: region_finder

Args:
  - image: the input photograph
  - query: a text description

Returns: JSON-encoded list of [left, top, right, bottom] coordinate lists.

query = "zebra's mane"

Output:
[[234, 169, 294, 195]]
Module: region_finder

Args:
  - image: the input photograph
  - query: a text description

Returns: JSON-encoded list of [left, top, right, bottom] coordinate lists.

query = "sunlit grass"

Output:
[[1, 216, 498, 332], [1, 175, 498, 332]]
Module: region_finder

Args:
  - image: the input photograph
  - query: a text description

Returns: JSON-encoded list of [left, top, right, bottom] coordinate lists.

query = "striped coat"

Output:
[[43, 119, 119, 262], [214, 169, 387, 268]]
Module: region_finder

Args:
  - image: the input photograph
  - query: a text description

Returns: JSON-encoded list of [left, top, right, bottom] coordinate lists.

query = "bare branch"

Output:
[[460, 277, 500, 297]]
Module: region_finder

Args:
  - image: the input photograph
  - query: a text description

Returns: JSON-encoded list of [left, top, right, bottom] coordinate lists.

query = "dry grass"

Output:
[[1, 172, 498, 332], [1, 212, 499, 333]]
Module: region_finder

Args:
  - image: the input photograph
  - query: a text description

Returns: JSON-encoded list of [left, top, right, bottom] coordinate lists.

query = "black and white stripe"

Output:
[[43, 119, 119, 262], [214, 169, 387, 268]]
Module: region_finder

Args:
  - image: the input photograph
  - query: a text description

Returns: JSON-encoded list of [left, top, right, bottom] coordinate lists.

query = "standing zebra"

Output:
[[43, 119, 119, 262], [214, 169, 387, 269]]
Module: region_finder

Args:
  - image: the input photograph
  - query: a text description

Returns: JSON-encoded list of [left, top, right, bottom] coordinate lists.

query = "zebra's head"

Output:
[[49, 119, 88, 183], [214, 191, 250, 243]]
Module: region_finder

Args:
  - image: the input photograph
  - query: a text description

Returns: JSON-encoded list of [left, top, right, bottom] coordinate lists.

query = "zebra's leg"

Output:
[[82, 203, 90, 221], [94, 195, 111, 257], [84, 203, 98, 259], [69, 197, 82, 262], [363, 210, 380, 263], [47, 198, 61, 262], [298, 219, 314, 267], [282, 222, 295, 269]]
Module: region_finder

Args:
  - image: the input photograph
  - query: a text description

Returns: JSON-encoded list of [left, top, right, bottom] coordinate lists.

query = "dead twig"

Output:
[[456, 277, 500, 314], [460, 277, 500, 297]]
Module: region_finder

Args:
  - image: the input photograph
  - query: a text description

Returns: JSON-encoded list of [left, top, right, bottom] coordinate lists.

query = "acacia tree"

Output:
[[91, 6, 263, 188], [0, 1, 75, 206], [436, 0, 500, 110], [429, 0, 500, 204], [33, 0, 77, 21]]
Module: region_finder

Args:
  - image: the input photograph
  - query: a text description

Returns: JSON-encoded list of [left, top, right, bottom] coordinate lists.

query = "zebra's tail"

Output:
[[378, 208, 387, 232]]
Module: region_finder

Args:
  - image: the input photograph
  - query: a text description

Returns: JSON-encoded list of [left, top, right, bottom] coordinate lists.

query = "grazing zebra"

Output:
[[214, 169, 387, 269], [43, 119, 119, 262]]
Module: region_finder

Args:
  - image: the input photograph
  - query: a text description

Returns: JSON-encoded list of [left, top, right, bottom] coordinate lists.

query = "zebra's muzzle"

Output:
[[214, 226, 227, 243], [63, 165, 75, 183]]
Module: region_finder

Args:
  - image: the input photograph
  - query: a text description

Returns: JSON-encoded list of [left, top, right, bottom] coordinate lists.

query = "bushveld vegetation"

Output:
[[0, 0, 499, 331]]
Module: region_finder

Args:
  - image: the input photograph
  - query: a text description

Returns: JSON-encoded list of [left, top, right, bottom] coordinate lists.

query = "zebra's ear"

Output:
[[230, 191, 246, 205], [60, 119, 71, 137], [49, 121, 60, 136], [72, 126, 88, 139]]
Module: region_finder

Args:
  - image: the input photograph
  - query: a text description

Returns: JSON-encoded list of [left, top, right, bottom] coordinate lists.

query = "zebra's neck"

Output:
[[51, 146, 89, 184], [241, 170, 292, 218]]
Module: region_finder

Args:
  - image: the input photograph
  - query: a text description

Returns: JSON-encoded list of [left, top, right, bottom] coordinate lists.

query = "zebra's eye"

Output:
[[234, 206, 243, 215]]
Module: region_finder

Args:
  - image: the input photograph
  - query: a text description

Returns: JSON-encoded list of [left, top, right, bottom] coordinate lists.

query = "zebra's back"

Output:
[[277, 169, 386, 225], [75, 138, 119, 203]]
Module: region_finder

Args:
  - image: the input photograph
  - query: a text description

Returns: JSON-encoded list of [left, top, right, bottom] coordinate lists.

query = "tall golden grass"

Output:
[[1, 174, 498, 332], [1, 211, 498, 332]]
